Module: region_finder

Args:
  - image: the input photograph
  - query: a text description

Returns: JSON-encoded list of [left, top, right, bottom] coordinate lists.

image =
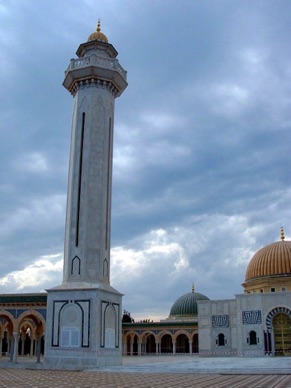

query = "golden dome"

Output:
[[87, 20, 108, 43], [245, 240, 291, 281]]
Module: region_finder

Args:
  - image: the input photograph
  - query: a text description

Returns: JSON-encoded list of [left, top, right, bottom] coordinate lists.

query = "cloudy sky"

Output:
[[1, 0, 291, 320]]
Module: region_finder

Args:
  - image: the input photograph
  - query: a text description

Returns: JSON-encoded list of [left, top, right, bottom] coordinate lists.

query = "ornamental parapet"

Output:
[[70, 78, 119, 97], [65, 54, 127, 81]]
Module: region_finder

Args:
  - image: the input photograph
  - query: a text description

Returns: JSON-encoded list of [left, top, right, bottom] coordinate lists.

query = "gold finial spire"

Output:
[[87, 20, 108, 43], [97, 19, 101, 32], [192, 283, 195, 293], [281, 227, 285, 241]]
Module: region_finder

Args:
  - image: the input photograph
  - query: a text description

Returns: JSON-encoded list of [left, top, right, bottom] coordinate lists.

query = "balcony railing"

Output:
[[65, 54, 127, 80]]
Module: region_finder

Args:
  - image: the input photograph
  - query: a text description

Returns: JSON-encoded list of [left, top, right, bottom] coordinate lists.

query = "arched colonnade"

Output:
[[123, 329, 199, 356], [0, 308, 46, 363]]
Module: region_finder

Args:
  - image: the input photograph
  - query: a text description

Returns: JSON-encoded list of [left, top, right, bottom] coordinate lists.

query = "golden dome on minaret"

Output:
[[87, 20, 108, 43]]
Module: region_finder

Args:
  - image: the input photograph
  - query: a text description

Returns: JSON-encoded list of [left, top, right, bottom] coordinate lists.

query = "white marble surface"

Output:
[[94, 355, 291, 374]]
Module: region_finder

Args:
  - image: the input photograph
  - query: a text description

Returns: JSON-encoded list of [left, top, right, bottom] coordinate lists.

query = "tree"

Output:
[[122, 310, 135, 323]]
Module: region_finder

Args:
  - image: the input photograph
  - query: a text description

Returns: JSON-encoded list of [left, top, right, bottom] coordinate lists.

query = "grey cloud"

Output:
[[1, 1, 291, 320]]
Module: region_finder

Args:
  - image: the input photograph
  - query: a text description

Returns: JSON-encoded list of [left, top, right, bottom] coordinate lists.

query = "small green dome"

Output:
[[169, 290, 210, 317]]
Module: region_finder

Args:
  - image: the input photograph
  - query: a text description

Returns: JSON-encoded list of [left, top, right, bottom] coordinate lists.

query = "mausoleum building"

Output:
[[198, 229, 291, 357], [0, 231, 290, 360]]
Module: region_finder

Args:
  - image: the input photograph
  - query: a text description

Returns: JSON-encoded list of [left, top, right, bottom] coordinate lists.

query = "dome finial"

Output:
[[281, 227, 285, 241], [192, 283, 195, 293], [97, 19, 101, 32], [87, 20, 108, 43]]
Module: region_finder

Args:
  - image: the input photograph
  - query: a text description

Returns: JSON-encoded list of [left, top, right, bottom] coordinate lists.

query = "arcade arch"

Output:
[[0, 310, 15, 360], [265, 307, 291, 356], [123, 327, 198, 355], [0, 308, 45, 362], [273, 313, 291, 356], [17, 310, 46, 361]]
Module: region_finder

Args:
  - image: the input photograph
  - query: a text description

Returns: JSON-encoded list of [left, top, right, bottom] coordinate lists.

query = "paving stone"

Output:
[[0, 370, 291, 388], [0, 356, 291, 387]]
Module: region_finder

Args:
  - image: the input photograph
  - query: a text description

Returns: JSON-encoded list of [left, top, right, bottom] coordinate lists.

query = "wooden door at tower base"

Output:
[[273, 313, 291, 356]]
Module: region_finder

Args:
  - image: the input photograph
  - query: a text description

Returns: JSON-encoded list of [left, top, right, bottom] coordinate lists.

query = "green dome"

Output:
[[170, 291, 210, 317]]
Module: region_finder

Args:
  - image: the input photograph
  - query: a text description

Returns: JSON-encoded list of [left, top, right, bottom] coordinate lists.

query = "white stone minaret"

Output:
[[45, 22, 127, 369], [62, 22, 127, 286]]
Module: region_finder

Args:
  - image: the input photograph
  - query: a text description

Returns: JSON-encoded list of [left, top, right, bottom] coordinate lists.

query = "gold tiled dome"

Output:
[[245, 240, 291, 281], [88, 20, 108, 43]]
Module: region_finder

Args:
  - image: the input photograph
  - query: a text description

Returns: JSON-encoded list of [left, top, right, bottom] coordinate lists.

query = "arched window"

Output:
[[249, 330, 257, 345], [218, 333, 225, 346]]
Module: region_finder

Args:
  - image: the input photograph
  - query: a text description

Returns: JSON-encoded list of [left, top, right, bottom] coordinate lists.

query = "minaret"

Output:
[[62, 21, 127, 286], [45, 22, 127, 369]]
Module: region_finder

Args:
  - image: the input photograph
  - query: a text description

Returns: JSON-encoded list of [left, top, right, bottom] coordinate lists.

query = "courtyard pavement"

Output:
[[0, 355, 290, 387], [99, 354, 291, 374]]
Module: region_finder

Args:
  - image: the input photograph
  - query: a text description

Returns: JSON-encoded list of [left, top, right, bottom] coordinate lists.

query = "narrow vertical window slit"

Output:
[[76, 112, 85, 247], [105, 117, 112, 249]]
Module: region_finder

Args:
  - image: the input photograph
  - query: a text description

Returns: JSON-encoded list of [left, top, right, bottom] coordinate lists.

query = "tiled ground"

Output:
[[0, 370, 291, 388]]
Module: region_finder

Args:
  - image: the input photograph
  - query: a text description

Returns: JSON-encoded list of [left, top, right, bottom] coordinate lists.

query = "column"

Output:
[[30, 338, 34, 356], [138, 342, 142, 356], [12, 332, 18, 363], [269, 329, 274, 356], [130, 341, 133, 356], [155, 341, 160, 354], [21, 335, 25, 356], [189, 340, 193, 355], [36, 336, 42, 363], [173, 341, 176, 355], [8, 336, 13, 361], [0, 336, 2, 357], [122, 341, 127, 355], [42, 335, 45, 355], [7, 336, 10, 354]]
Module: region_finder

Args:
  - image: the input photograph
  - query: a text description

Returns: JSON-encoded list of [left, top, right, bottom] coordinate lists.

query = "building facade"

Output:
[[122, 321, 199, 356], [0, 294, 46, 362], [122, 288, 206, 355], [0, 233, 291, 360], [198, 231, 291, 357]]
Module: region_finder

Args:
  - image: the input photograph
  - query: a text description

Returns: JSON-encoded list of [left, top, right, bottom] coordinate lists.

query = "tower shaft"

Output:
[[62, 39, 127, 285], [45, 26, 127, 369]]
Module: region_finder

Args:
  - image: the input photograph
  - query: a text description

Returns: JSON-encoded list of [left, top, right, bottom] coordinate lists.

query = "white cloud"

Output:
[[13, 152, 49, 173], [110, 213, 267, 319], [1, 1, 291, 322], [112, 228, 186, 282], [239, 47, 270, 71], [212, 83, 250, 117], [0, 194, 66, 237], [0, 253, 63, 292], [140, 112, 186, 132]]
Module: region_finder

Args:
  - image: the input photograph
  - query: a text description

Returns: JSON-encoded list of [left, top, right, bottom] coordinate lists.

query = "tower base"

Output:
[[44, 284, 122, 370]]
